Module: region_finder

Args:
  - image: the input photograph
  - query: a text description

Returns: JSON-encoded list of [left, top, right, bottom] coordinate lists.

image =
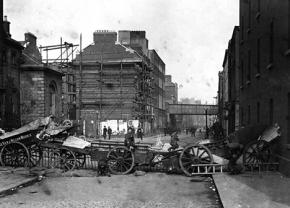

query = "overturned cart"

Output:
[[0, 117, 52, 167]]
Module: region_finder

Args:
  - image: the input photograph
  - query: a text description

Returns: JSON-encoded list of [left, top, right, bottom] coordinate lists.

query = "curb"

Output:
[[211, 175, 225, 208], [0, 176, 40, 197]]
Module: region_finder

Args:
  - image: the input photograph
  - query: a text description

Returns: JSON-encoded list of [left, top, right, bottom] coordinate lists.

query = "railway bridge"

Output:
[[166, 104, 219, 132]]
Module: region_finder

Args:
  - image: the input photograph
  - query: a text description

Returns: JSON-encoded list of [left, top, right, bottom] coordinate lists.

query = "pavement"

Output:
[[0, 173, 221, 208], [0, 167, 39, 196], [213, 172, 290, 208]]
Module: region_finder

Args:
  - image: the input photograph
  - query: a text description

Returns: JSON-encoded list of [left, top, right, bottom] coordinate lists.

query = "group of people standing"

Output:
[[102, 126, 112, 140], [102, 125, 144, 141]]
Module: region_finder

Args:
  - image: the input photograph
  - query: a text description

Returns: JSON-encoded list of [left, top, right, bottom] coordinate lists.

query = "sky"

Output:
[[3, 0, 239, 104]]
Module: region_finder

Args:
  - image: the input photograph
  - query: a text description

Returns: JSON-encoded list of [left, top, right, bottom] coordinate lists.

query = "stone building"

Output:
[[20, 33, 63, 124], [0, 14, 23, 130]]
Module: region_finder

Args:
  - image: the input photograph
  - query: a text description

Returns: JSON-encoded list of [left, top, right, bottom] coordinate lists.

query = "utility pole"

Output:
[[79, 33, 83, 129]]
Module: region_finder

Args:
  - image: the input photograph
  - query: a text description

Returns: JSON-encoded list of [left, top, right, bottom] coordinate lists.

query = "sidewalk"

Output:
[[213, 172, 290, 208], [0, 167, 39, 196]]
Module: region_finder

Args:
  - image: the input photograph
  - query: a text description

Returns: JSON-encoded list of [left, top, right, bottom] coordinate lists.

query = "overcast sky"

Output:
[[4, 0, 239, 104]]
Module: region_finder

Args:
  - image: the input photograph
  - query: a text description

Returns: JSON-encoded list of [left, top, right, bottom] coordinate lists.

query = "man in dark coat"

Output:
[[108, 126, 112, 140], [103, 126, 107, 139], [124, 128, 135, 150], [137, 125, 143, 141]]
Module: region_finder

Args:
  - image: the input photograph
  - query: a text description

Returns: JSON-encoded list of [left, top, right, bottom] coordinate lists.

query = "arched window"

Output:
[[49, 81, 57, 115]]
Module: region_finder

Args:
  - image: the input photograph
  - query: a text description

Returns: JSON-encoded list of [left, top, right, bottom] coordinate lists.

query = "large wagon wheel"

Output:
[[243, 140, 271, 165], [107, 147, 134, 175], [28, 144, 43, 167], [74, 152, 86, 169], [179, 144, 213, 176], [49, 147, 76, 171], [0, 142, 30, 167]]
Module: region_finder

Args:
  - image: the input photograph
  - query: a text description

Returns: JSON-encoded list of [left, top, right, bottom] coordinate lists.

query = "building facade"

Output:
[[74, 31, 161, 136], [218, 26, 240, 136], [20, 33, 63, 124], [0, 14, 23, 130], [238, 0, 290, 175]]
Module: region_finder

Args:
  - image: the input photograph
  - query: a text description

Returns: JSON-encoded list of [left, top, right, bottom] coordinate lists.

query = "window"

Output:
[[288, 0, 290, 48], [269, 20, 274, 63], [287, 93, 290, 143], [11, 53, 16, 65], [247, 50, 251, 81], [241, 60, 244, 85], [248, 0, 251, 29], [247, 105, 251, 125], [49, 81, 57, 115], [257, 102, 260, 123], [2, 51, 7, 64], [257, 38, 261, 74], [240, 107, 244, 126], [269, 98, 273, 125], [241, 16, 244, 41], [257, 0, 261, 13]]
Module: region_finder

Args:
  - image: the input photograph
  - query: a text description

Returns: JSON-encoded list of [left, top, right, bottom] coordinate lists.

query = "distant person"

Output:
[[108, 126, 112, 140], [103, 126, 107, 139], [137, 125, 143, 141]]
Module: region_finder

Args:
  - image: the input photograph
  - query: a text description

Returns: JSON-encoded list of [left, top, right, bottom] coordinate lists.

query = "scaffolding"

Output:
[[39, 38, 79, 120]]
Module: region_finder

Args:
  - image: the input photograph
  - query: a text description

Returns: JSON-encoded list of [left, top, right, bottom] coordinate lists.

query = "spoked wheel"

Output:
[[243, 140, 271, 165], [107, 147, 134, 175], [0, 142, 30, 167], [49, 148, 76, 171], [179, 144, 213, 176], [74, 152, 86, 169], [28, 144, 43, 167]]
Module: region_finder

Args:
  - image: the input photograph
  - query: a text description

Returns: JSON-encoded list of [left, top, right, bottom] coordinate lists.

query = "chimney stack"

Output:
[[3, 15, 10, 37]]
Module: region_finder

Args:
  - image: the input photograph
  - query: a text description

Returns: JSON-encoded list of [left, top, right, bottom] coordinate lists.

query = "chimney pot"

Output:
[[3, 15, 7, 21]]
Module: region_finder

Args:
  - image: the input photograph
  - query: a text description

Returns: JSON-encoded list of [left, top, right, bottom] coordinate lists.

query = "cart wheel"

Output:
[[0, 142, 30, 167], [28, 144, 43, 167], [74, 152, 86, 169], [179, 144, 213, 176], [49, 148, 76, 171], [243, 140, 271, 165], [107, 147, 134, 175]]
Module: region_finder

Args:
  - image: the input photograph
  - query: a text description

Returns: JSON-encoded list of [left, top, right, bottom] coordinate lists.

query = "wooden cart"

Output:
[[0, 129, 41, 167]]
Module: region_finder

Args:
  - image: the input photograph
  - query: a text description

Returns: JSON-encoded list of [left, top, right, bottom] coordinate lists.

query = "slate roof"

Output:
[[75, 42, 142, 63]]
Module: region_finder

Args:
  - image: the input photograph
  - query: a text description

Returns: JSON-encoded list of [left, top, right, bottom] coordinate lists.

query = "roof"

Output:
[[21, 64, 64, 76], [75, 42, 142, 63]]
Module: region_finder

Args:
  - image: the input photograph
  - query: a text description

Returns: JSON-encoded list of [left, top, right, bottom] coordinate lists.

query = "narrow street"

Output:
[[0, 174, 222, 208]]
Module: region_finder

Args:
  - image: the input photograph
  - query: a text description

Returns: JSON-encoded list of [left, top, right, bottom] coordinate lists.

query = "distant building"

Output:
[[165, 75, 178, 104], [180, 97, 201, 104], [0, 14, 23, 130], [20, 33, 63, 124]]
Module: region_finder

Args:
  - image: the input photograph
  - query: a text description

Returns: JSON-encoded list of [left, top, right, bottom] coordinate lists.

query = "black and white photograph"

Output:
[[0, 0, 289, 207]]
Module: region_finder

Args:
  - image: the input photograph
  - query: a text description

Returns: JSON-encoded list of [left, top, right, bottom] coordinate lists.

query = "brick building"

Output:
[[218, 26, 240, 136], [118, 31, 166, 133], [74, 31, 158, 136], [20, 33, 63, 124], [0, 13, 23, 130], [224, 0, 290, 176]]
